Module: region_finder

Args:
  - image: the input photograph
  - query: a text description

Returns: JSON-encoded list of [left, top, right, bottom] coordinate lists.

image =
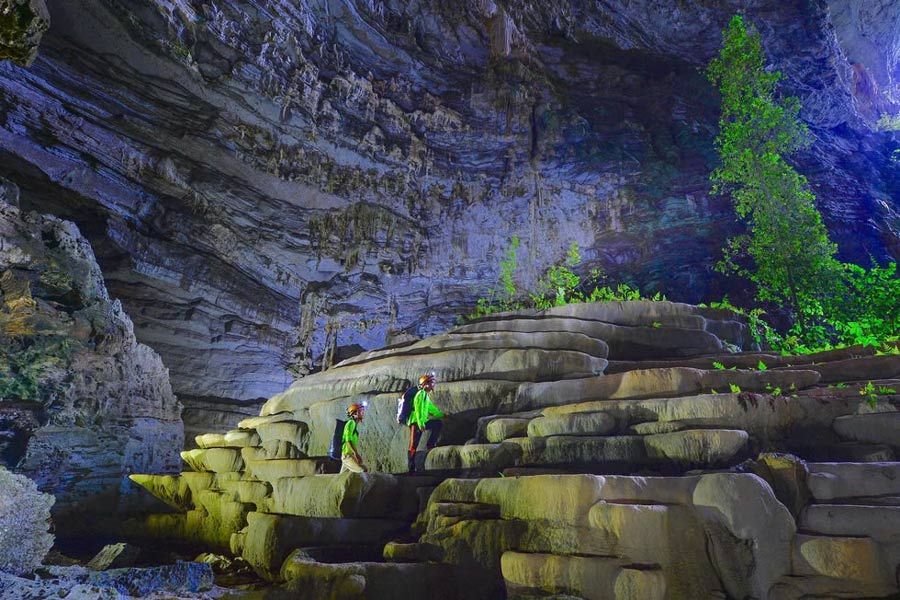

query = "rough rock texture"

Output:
[[0, 0, 49, 66], [0, 0, 899, 431], [0, 562, 220, 599], [0, 187, 182, 536], [131, 301, 900, 598]]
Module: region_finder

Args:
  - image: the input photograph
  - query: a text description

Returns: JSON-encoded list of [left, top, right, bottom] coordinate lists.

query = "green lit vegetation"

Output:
[[467, 237, 665, 320], [705, 15, 900, 354], [0, 337, 73, 401]]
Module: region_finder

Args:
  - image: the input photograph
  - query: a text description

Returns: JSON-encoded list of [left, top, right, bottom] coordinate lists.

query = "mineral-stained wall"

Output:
[[0, 179, 182, 536], [0, 0, 897, 435]]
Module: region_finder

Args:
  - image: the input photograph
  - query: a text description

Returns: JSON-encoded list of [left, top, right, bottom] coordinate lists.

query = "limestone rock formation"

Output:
[[0, 186, 182, 535], [131, 300, 900, 598], [0, 1, 898, 434], [0, 0, 49, 66]]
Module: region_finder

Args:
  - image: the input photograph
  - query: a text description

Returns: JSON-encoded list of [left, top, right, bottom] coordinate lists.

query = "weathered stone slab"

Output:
[[455, 317, 724, 360], [180, 447, 244, 473], [503, 435, 647, 468], [792, 534, 893, 592], [255, 420, 310, 454], [264, 348, 607, 415], [515, 367, 819, 412], [338, 330, 610, 367], [643, 429, 748, 466], [128, 474, 192, 511], [425, 443, 522, 472], [588, 502, 670, 564], [692, 473, 795, 600], [238, 412, 297, 430], [268, 472, 423, 519], [485, 418, 531, 442], [539, 390, 864, 444], [527, 412, 616, 437], [242, 511, 409, 580], [793, 354, 900, 383], [474, 475, 603, 524], [807, 462, 900, 502], [800, 505, 900, 542], [833, 412, 900, 447], [502, 551, 650, 600], [244, 458, 333, 482]]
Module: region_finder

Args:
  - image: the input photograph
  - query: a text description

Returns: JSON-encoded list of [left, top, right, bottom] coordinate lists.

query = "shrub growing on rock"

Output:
[[0, 467, 54, 574]]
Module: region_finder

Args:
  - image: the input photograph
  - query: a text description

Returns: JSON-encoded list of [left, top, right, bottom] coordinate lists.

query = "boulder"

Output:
[[792, 534, 894, 593], [692, 473, 795, 600], [86, 543, 142, 571]]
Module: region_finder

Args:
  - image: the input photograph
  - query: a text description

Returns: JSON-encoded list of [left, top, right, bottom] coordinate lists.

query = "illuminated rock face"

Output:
[[131, 302, 900, 598], [0, 0, 49, 66], [0, 0, 898, 432], [0, 185, 182, 535]]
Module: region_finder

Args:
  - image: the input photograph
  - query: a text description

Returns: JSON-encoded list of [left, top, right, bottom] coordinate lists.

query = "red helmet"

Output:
[[418, 374, 435, 389]]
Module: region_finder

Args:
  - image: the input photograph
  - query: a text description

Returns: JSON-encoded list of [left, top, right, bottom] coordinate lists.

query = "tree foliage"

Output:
[[707, 15, 840, 336], [707, 15, 900, 351]]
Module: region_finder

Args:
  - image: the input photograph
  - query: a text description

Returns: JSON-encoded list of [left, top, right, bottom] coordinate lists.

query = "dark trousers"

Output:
[[408, 419, 443, 472]]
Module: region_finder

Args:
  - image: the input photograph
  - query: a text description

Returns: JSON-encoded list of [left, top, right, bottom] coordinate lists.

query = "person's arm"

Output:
[[427, 393, 444, 418], [349, 439, 366, 469]]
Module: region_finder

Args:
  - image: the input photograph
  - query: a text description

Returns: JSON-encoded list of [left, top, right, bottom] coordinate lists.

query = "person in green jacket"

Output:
[[341, 402, 368, 473], [407, 373, 444, 473]]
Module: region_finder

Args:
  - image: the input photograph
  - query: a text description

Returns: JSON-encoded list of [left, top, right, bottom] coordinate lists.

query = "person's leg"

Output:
[[408, 425, 423, 472], [341, 454, 365, 473], [424, 419, 443, 450]]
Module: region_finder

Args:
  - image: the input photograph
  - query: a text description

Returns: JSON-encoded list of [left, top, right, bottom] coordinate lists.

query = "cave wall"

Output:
[[0, 0, 897, 434]]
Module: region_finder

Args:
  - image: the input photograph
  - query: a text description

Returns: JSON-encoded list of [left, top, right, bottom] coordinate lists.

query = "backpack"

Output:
[[396, 386, 418, 425], [328, 418, 347, 460]]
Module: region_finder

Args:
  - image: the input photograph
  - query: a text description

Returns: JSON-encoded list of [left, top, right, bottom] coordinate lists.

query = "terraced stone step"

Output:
[[454, 317, 727, 360], [277, 556, 476, 599], [244, 457, 337, 481], [195, 429, 261, 449], [501, 551, 666, 600], [180, 448, 244, 473], [833, 413, 900, 447], [791, 534, 897, 596], [427, 429, 749, 473], [807, 463, 900, 503], [239, 511, 412, 580], [337, 330, 610, 367], [513, 367, 820, 412], [264, 347, 608, 414], [799, 505, 900, 543]]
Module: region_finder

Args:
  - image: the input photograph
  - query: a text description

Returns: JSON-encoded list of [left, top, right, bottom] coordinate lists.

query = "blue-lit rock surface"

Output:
[[0, 182, 182, 536], [0, 0, 897, 435]]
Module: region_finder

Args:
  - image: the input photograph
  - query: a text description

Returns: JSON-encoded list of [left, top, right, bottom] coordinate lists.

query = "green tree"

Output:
[[707, 15, 840, 340]]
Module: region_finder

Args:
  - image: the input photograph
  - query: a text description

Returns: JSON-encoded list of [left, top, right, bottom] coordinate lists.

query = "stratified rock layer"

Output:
[[0, 0, 898, 433], [132, 301, 900, 599], [0, 187, 182, 535]]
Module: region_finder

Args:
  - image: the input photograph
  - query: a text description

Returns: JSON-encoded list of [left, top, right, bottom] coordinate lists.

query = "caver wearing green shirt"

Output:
[[341, 403, 368, 473], [406, 373, 444, 473]]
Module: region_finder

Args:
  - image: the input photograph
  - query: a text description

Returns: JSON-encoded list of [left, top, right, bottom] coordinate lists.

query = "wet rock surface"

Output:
[[0, 1, 898, 430]]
